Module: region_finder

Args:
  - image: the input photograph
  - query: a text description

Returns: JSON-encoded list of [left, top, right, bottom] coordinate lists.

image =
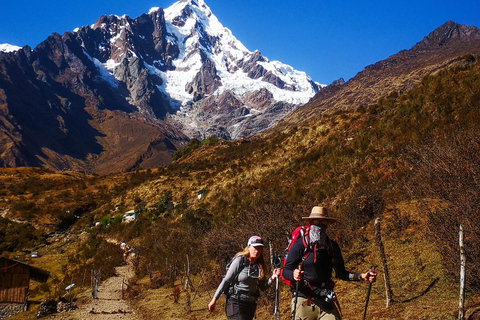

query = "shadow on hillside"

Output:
[[400, 277, 439, 303]]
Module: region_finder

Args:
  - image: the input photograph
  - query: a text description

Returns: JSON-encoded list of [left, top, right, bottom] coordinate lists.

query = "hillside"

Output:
[[2, 52, 480, 319], [263, 21, 480, 137]]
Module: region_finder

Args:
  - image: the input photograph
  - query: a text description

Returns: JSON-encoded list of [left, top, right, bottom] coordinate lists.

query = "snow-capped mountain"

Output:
[[160, 0, 319, 106], [156, 0, 322, 139], [0, 0, 322, 173], [78, 0, 321, 140], [0, 4, 478, 174]]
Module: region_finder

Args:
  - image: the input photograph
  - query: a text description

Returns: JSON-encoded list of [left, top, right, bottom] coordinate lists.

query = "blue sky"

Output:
[[1, 0, 479, 85]]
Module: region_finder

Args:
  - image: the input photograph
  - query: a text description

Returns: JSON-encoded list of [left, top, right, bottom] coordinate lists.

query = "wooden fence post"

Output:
[[122, 277, 125, 300], [375, 218, 393, 307], [91, 269, 99, 299], [458, 225, 465, 320], [185, 254, 190, 290], [192, 268, 208, 300]]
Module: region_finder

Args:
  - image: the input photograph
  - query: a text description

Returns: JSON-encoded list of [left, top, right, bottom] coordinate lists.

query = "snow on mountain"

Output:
[[149, 0, 321, 107], [0, 43, 21, 53]]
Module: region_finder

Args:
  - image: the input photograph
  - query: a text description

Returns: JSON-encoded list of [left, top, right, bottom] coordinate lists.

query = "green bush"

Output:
[[201, 135, 219, 146], [100, 215, 122, 228], [173, 139, 200, 161]]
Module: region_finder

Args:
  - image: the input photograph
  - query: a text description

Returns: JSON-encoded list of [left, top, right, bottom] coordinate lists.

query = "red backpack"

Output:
[[280, 225, 311, 288], [280, 225, 336, 288]]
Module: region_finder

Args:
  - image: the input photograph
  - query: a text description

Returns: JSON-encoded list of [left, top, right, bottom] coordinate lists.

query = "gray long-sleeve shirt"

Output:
[[214, 256, 269, 302]]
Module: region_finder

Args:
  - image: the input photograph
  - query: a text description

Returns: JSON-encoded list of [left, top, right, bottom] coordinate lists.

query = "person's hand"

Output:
[[271, 268, 281, 280], [361, 269, 377, 283], [293, 268, 304, 282], [208, 297, 217, 312]]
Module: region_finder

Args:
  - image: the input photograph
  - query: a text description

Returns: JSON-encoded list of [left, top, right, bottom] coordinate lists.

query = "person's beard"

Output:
[[310, 225, 327, 247]]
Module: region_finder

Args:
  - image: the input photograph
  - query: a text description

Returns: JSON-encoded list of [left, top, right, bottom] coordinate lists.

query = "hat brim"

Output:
[[250, 243, 264, 247]]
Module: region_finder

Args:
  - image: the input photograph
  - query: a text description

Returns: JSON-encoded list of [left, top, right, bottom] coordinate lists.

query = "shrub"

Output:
[[62, 237, 124, 290], [405, 132, 480, 292], [339, 181, 385, 234], [173, 139, 200, 161], [202, 198, 301, 271], [201, 135, 219, 146], [99, 215, 122, 229], [0, 217, 43, 252]]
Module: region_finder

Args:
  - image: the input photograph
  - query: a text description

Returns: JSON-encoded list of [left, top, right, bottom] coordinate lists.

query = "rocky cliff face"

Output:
[[0, 0, 320, 173]]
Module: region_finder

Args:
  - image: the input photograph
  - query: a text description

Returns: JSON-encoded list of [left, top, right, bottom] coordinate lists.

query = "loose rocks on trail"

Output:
[[50, 264, 140, 320]]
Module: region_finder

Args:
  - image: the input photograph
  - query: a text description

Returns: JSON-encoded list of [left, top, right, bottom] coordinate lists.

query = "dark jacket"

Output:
[[282, 233, 359, 297]]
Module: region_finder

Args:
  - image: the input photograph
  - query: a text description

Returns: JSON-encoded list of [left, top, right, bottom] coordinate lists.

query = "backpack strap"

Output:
[[234, 255, 246, 282], [301, 227, 310, 248], [227, 255, 246, 296], [300, 228, 312, 263]]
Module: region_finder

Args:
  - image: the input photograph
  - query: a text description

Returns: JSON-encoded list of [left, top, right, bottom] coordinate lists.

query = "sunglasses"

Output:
[[312, 219, 329, 226]]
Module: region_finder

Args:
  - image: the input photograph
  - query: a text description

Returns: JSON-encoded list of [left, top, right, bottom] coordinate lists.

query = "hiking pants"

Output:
[[225, 296, 257, 320], [291, 296, 341, 320]]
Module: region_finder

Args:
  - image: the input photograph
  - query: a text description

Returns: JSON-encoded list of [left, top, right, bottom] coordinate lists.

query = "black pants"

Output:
[[225, 296, 257, 320]]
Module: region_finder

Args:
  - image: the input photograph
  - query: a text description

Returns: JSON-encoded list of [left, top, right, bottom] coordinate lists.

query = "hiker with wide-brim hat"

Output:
[[208, 235, 280, 320], [282, 206, 377, 320]]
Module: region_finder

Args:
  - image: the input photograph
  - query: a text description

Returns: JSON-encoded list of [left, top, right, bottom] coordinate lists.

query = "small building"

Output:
[[122, 209, 136, 222], [0, 257, 49, 318]]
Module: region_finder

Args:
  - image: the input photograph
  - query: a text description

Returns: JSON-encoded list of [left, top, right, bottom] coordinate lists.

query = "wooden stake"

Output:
[[458, 225, 465, 320], [375, 218, 393, 307]]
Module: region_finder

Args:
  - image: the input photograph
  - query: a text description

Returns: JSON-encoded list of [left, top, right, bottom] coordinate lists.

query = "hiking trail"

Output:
[[55, 256, 140, 319]]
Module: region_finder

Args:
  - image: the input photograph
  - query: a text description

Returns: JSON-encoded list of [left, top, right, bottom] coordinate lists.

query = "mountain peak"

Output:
[[411, 21, 480, 51], [153, 0, 321, 139], [164, 0, 213, 22]]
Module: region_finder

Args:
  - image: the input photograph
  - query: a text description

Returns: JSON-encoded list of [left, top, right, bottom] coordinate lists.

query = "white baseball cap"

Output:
[[247, 236, 264, 247]]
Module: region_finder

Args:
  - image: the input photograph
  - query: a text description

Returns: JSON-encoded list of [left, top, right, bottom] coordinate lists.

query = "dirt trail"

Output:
[[56, 263, 140, 320]]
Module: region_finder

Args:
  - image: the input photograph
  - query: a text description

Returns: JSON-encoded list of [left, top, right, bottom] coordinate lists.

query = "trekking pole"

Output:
[[292, 263, 303, 320], [362, 264, 377, 320], [272, 251, 282, 320], [274, 275, 280, 320]]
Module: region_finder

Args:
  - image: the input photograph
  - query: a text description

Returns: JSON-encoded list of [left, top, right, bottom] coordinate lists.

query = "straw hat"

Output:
[[302, 206, 337, 223]]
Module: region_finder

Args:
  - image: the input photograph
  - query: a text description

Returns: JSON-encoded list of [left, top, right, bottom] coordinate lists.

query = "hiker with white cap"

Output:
[[281, 206, 377, 320], [208, 235, 280, 320]]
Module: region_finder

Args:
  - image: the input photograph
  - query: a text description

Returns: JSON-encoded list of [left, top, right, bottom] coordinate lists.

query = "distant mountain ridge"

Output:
[[0, 0, 320, 174], [263, 20, 480, 136]]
